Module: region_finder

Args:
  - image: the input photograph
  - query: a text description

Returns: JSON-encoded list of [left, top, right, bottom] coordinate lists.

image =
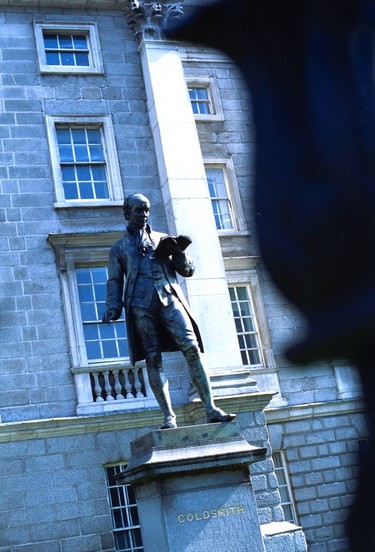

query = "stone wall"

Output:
[[268, 409, 368, 552], [0, 6, 166, 423]]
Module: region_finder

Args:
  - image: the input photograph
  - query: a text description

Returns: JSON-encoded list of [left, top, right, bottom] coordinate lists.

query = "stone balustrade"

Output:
[[90, 365, 147, 403]]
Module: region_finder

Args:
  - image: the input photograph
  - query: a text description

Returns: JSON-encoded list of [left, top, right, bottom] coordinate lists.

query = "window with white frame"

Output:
[[186, 77, 223, 121], [272, 451, 298, 524], [46, 115, 124, 208], [105, 464, 144, 552], [204, 159, 246, 233], [224, 260, 277, 373], [228, 284, 263, 367], [48, 232, 154, 415], [34, 23, 103, 74], [189, 86, 212, 115], [205, 166, 234, 230]]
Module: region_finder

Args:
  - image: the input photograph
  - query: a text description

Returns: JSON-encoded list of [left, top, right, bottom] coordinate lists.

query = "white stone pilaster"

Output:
[[138, 39, 243, 370]]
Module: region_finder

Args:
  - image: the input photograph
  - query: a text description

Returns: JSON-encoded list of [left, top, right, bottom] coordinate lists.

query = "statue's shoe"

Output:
[[206, 408, 236, 424], [160, 415, 177, 429]]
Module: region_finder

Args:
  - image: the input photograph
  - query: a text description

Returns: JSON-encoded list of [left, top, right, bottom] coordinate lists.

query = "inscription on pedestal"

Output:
[[177, 504, 245, 523]]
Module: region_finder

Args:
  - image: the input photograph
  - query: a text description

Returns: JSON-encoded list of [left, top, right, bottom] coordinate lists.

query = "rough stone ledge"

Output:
[[0, 392, 275, 443], [265, 398, 365, 424]]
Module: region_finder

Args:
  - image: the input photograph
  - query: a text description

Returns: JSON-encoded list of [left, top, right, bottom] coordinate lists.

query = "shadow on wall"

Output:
[[166, 2, 375, 551]]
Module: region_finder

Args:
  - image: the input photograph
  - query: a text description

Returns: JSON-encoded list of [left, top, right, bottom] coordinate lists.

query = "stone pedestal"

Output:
[[118, 422, 267, 552]]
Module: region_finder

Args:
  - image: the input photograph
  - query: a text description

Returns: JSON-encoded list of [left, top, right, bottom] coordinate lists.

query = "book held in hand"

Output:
[[153, 235, 192, 258]]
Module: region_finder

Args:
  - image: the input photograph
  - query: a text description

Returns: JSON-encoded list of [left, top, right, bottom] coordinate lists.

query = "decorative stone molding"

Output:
[[122, 0, 184, 41]]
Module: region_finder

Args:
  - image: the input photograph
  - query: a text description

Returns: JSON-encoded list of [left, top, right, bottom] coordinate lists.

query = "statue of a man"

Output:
[[103, 193, 236, 429]]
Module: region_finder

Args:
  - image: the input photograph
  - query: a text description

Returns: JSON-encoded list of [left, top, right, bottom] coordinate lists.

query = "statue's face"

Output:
[[128, 199, 150, 230]]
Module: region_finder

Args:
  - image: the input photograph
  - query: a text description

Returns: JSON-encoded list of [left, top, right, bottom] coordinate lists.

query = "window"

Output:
[[205, 167, 235, 230], [106, 464, 144, 552], [47, 232, 157, 415], [229, 285, 263, 367], [77, 266, 128, 361], [34, 23, 103, 74], [189, 86, 212, 115], [57, 127, 109, 202], [225, 259, 285, 404], [204, 159, 246, 233], [186, 78, 223, 121], [272, 451, 298, 524], [44, 31, 90, 67], [46, 115, 123, 208]]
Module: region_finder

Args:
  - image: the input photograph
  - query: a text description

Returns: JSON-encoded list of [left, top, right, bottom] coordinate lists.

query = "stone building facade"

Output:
[[0, 1, 367, 551]]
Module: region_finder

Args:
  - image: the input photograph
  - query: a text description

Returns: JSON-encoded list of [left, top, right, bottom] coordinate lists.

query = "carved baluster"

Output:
[[92, 372, 104, 402], [133, 367, 145, 398], [113, 369, 125, 400], [103, 370, 114, 401], [123, 368, 134, 399]]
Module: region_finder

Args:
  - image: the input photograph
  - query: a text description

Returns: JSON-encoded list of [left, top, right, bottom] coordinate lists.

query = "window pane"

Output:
[[102, 340, 119, 358], [248, 348, 261, 365], [89, 145, 105, 162], [86, 341, 101, 360], [79, 181, 94, 199], [57, 129, 71, 144], [72, 129, 87, 144], [59, 34, 73, 49], [83, 325, 99, 341], [75, 52, 89, 66], [76, 166, 91, 181], [97, 302, 107, 321], [80, 302, 96, 321], [92, 267, 108, 283], [196, 88, 208, 100], [45, 52, 60, 65], [43, 33, 58, 48], [87, 129, 102, 143], [94, 181, 109, 199], [117, 339, 129, 358], [242, 317, 255, 333], [116, 325, 126, 339], [59, 145, 74, 163], [99, 324, 115, 340], [94, 283, 107, 302], [76, 269, 91, 284], [61, 52, 75, 66], [78, 285, 94, 302], [74, 145, 90, 162], [72, 35, 88, 49], [63, 182, 78, 200], [61, 165, 76, 181]]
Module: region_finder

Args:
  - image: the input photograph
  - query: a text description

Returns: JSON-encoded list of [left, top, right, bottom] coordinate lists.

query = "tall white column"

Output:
[[138, 39, 242, 370]]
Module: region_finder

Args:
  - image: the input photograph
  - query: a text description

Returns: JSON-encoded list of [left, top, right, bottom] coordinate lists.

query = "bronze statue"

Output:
[[103, 193, 235, 429]]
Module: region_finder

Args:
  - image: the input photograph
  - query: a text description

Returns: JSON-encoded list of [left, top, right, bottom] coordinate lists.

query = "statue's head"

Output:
[[123, 193, 150, 229]]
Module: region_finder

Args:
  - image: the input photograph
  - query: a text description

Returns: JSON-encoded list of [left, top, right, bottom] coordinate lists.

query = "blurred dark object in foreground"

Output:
[[166, 1, 374, 550]]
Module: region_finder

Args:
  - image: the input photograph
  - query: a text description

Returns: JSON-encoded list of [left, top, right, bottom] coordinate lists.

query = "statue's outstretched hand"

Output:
[[102, 309, 121, 324]]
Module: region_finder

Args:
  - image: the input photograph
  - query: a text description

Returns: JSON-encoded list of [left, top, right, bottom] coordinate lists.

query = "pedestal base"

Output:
[[118, 422, 267, 552]]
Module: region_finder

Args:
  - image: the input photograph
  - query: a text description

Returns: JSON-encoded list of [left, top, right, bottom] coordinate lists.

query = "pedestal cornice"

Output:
[[117, 421, 267, 484]]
